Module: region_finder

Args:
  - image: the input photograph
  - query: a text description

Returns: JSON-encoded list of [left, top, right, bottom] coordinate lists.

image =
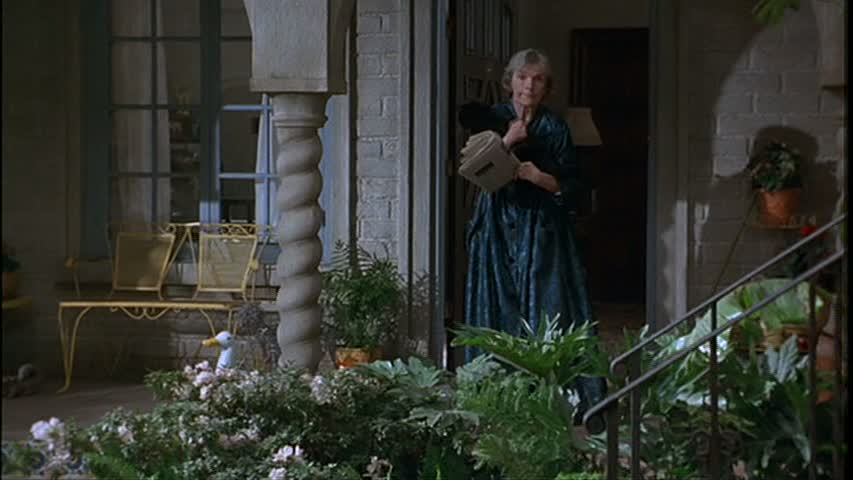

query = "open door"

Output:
[[446, 0, 515, 368], [569, 28, 649, 306]]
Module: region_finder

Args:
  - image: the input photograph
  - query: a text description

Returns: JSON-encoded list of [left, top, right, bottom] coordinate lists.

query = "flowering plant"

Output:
[[787, 220, 830, 278], [745, 140, 803, 192]]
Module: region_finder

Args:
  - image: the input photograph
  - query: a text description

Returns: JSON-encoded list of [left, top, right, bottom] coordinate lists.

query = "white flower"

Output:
[[199, 385, 213, 400], [30, 421, 52, 441], [116, 424, 135, 444], [310, 375, 333, 404], [268, 467, 288, 480], [244, 426, 260, 442], [30, 417, 63, 441], [273, 445, 304, 464], [193, 371, 216, 387], [195, 360, 211, 371]]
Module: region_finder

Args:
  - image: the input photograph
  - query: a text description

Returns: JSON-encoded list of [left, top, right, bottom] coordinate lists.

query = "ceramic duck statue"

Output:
[[202, 331, 237, 372]]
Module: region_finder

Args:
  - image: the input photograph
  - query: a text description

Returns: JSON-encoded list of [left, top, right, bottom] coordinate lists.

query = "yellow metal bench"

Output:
[[58, 223, 271, 392]]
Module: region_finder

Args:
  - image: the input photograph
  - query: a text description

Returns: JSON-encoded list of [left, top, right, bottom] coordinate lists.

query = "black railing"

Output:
[[584, 214, 847, 480]]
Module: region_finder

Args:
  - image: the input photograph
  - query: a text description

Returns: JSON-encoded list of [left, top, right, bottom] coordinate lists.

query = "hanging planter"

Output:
[[758, 188, 803, 226], [746, 140, 804, 226]]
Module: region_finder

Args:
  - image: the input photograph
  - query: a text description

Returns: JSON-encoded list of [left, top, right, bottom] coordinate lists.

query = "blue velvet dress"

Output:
[[462, 102, 606, 411]]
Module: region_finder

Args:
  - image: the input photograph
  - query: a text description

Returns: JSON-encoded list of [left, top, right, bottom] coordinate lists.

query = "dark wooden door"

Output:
[[446, 0, 515, 367], [570, 28, 648, 304]]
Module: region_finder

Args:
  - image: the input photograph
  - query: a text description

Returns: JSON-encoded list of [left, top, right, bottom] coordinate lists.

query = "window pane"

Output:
[[157, 0, 200, 37], [163, 42, 201, 105], [164, 177, 199, 223], [112, 42, 152, 104], [170, 142, 200, 174], [112, 0, 151, 37], [221, 41, 257, 104], [221, 179, 256, 224], [110, 177, 157, 224], [112, 110, 153, 172], [221, 0, 252, 37], [221, 110, 262, 173], [168, 108, 200, 144]]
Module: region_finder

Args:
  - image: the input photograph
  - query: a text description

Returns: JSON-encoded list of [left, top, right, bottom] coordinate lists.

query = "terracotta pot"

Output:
[[2, 271, 19, 299], [758, 188, 801, 226], [334, 347, 382, 369]]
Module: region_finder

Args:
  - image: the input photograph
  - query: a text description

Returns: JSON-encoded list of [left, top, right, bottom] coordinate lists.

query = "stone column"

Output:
[[271, 94, 328, 369], [244, 0, 354, 371]]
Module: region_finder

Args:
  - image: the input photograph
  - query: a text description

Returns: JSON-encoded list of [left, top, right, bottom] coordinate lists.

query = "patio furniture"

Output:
[[58, 223, 270, 393]]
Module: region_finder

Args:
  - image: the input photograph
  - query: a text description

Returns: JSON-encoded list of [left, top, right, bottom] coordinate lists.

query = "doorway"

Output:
[[569, 28, 648, 306], [443, 13, 650, 365]]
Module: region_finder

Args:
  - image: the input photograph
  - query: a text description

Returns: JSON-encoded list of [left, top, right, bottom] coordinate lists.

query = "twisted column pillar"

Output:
[[271, 93, 329, 371]]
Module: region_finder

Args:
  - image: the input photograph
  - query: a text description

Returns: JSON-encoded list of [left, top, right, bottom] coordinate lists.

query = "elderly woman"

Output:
[[461, 48, 605, 419]]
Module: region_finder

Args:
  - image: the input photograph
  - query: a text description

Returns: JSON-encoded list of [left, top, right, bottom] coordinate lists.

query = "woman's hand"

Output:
[[502, 106, 532, 148], [516, 161, 560, 194]]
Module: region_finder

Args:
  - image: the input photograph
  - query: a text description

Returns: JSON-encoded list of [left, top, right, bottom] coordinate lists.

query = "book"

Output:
[[458, 130, 520, 193]]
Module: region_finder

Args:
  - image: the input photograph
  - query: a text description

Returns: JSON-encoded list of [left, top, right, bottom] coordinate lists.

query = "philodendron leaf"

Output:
[[765, 335, 800, 384]]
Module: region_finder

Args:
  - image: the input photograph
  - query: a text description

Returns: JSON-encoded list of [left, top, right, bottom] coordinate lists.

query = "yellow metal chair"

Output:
[[192, 223, 268, 302]]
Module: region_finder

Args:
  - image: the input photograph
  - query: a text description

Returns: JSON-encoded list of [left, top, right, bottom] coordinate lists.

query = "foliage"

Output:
[[734, 278, 826, 332], [321, 242, 403, 350], [746, 140, 803, 192], [4, 310, 840, 480], [451, 315, 610, 387], [3, 360, 452, 480], [449, 315, 609, 479], [600, 316, 844, 479], [753, 0, 800, 25]]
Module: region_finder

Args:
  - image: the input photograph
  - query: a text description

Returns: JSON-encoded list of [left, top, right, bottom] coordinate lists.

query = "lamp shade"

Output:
[[565, 107, 602, 146]]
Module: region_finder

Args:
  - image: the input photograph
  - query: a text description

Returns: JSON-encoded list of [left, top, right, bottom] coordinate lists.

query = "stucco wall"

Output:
[[686, 0, 845, 305], [2, 0, 77, 376]]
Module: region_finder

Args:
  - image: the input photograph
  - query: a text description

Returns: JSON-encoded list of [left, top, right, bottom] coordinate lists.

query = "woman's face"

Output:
[[511, 63, 548, 109]]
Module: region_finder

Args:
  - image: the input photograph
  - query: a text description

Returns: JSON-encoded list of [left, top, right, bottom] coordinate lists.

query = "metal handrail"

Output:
[[585, 248, 844, 418], [584, 214, 847, 479], [609, 213, 846, 377]]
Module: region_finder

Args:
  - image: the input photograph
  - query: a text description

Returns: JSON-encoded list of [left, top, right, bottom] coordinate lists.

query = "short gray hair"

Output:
[[501, 48, 553, 95]]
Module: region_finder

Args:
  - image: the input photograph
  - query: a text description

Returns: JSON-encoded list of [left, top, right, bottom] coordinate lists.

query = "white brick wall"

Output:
[[355, 0, 402, 258], [686, 0, 844, 305]]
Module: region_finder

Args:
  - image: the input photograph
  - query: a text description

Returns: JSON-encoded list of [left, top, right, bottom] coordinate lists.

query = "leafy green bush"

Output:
[[321, 242, 403, 350]]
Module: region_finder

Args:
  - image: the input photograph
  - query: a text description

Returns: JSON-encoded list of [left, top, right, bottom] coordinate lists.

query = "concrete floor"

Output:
[[1, 303, 644, 443], [2, 379, 159, 442]]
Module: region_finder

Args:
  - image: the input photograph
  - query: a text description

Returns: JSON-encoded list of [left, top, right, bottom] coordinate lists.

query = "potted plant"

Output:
[[320, 242, 403, 368], [746, 140, 804, 226], [2, 242, 21, 299]]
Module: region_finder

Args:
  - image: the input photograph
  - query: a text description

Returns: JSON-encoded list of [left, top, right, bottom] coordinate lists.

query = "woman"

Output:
[[461, 48, 605, 418]]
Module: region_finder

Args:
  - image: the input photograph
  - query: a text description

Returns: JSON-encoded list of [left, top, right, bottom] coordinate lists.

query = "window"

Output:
[[82, 0, 287, 257]]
